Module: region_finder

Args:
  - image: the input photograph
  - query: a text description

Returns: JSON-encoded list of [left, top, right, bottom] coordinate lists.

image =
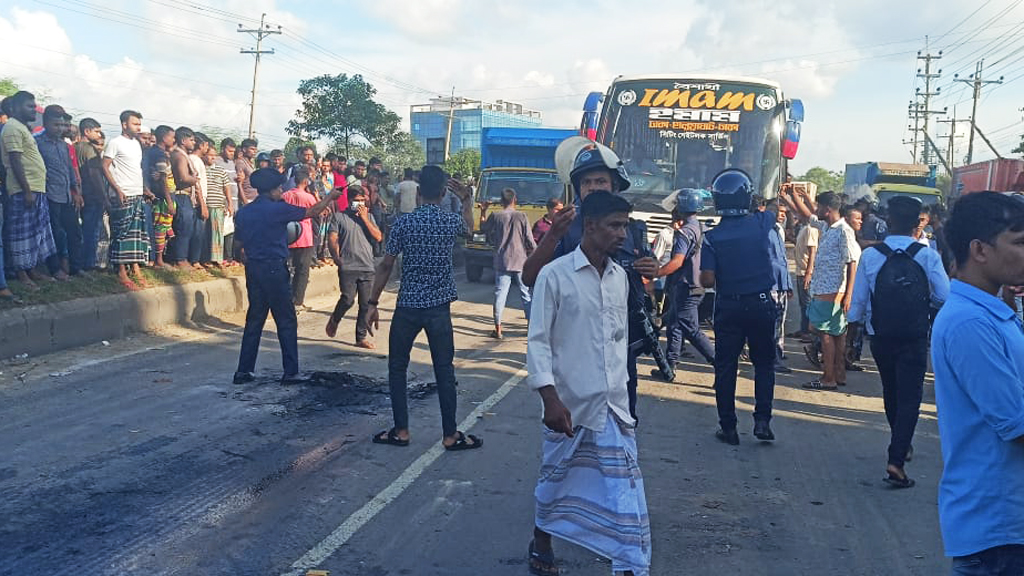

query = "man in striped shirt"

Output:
[[203, 142, 232, 265]]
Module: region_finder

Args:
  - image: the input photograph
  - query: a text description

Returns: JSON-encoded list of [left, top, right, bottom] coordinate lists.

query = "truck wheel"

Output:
[[466, 264, 483, 282]]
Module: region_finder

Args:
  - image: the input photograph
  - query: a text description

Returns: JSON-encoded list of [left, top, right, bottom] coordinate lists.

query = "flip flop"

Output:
[[444, 431, 482, 451], [528, 539, 559, 576], [802, 380, 838, 391], [372, 428, 409, 447]]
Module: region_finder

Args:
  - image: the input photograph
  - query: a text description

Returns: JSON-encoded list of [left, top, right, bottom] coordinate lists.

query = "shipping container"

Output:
[[953, 159, 1024, 197]]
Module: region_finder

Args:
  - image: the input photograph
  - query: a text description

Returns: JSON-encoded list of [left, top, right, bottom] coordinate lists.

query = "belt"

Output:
[[717, 291, 771, 301]]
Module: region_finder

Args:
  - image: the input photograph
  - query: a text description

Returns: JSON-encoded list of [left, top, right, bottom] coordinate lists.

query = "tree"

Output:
[[1013, 133, 1023, 157], [287, 74, 401, 157], [0, 77, 18, 98], [443, 148, 481, 179], [346, 131, 425, 176], [798, 166, 844, 192]]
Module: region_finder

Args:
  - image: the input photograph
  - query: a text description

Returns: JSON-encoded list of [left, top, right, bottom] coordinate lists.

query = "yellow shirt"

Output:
[[1, 119, 47, 195]]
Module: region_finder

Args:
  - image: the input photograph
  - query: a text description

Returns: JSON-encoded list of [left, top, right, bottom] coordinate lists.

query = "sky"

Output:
[[2, 0, 1023, 174]]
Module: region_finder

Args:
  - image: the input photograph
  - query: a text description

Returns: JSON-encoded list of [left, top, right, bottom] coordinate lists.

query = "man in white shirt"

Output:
[[101, 110, 151, 289], [526, 191, 651, 576], [395, 168, 418, 214]]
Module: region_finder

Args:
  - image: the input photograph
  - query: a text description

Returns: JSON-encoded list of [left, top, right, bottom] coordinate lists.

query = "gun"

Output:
[[623, 265, 675, 382]]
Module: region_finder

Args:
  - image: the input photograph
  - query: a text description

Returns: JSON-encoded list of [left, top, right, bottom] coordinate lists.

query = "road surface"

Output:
[[1, 272, 946, 575]]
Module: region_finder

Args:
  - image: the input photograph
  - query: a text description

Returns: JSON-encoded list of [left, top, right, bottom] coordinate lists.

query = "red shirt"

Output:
[[282, 188, 316, 248], [333, 171, 349, 211]]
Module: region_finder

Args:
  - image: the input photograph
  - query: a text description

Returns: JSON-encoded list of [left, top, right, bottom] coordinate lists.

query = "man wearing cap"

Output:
[[232, 168, 343, 385], [522, 140, 660, 422], [654, 189, 715, 375], [0, 91, 59, 289], [36, 104, 83, 278]]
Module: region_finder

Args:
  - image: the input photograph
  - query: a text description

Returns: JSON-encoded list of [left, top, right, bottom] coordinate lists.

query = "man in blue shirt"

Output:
[[848, 196, 949, 488], [36, 105, 82, 278], [932, 192, 1024, 574], [232, 168, 341, 385], [766, 200, 794, 373], [655, 189, 714, 374], [366, 165, 482, 451], [700, 169, 779, 445]]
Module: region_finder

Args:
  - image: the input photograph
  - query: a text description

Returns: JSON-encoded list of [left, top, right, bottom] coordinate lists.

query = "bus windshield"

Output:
[[477, 170, 565, 206], [597, 78, 785, 213]]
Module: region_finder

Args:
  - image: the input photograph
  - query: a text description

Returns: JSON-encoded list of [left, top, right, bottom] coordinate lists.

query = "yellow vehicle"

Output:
[[466, 167, 572, 282]]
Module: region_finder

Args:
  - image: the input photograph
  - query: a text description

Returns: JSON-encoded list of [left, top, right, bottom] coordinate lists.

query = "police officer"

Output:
[[699, 169, 778, 445], [654, 189, 715, 379], [232, 168, 342, 384], [522, 140, 660, 421]]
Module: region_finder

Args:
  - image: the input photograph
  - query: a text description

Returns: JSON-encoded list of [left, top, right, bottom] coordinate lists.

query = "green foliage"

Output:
[[346, 131, 425, 176], [798, 166, 844, 192], [287, 74, 401, 157], [0, 77, 18, 98], [1013, 134, 1023, 157], [443, 148, 482, 179], [284, 136, 318, 162]]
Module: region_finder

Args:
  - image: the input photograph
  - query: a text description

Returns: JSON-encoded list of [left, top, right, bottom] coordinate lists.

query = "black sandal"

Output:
[[884, 469, 916, 489], [802, 380, 838, 391], [444, 431, 483, 451], [528, 539, 559, 575], [372, 428, 409, 447]]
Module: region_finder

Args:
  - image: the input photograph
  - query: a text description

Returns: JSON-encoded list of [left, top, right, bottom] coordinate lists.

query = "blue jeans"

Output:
[[81, 201, 105, 270], [493, 271, 531, 326], [48, 199, 83, 274], [236, 260, 298, 376], [713, 293, 778, 430], [773, 290, 789, 364], [388, 304, 459, 438], [952, 544, 1024, 575], [666, 284, 715, 364]]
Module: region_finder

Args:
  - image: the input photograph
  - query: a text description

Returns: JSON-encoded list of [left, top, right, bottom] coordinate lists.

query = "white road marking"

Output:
[[281, 369, 526, 576]]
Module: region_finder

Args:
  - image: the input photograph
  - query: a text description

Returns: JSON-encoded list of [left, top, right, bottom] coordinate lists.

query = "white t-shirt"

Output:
[[102, 135, 145, 197], [189, 154, 207, 200], [396, 180, 418, 214]]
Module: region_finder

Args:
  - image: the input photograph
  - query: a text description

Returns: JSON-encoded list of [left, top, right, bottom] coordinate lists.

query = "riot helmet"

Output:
[[674, 188, 704, 214], [711, 168, 754, 216], [568, 144, 631, 193]]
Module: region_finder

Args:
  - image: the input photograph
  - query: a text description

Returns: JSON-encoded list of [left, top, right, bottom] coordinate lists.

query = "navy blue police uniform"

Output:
[[666, 214, 716, 365], [233, 169, 308, 381], [555, 197, 649, 420], [701, 191, 778, 438]]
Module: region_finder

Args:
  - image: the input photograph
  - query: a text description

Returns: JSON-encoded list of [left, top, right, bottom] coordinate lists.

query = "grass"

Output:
[[0, 264, 246, 311]]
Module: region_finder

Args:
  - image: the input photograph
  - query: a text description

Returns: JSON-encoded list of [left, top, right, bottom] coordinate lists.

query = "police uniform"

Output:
[[665, 214, 715, 365], [701, 171, 778, 441], [233, 169, 308, 382]]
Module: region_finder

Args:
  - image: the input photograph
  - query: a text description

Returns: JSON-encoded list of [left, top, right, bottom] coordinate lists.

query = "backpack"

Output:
[[870, 242, 930, 338]]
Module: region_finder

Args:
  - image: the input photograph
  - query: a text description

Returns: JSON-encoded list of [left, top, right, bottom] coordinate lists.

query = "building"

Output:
[[410, 97, 543, 165]]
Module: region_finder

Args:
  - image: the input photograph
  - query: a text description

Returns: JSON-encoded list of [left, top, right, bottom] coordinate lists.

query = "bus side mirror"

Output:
[[782, 121, 801, 160]]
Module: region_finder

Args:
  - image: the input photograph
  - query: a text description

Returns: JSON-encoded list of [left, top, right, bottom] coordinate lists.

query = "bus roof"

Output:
[[610, 74, 782, 90]]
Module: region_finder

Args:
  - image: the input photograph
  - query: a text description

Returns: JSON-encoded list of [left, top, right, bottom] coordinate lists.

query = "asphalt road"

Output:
[[0, 271, 947, 575]]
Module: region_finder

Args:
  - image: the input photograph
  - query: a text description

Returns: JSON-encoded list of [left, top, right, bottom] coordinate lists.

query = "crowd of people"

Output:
[[0, 90, 477, 310]]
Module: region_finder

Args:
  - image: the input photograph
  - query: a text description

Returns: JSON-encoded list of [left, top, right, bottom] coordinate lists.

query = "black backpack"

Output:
[[870, 243, 931, 338]]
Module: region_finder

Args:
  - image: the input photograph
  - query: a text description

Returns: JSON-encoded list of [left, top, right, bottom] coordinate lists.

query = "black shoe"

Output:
[[774, 363, 793, 374], [232, 371, 254, 384], [280, 373, 303, 384], [846, 361, 865, 372], [716, 427, 740, 445], [650, 368, 675, 382], [753, 421, 775, 441]]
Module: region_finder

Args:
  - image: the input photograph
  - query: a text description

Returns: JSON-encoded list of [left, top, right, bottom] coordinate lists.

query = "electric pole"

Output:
[[937, 109, 969, 175], [915, 46, 943, 164], [954, 60, 1004, 165], [444, 87, 456, 162], [239, 13, 281, 140]]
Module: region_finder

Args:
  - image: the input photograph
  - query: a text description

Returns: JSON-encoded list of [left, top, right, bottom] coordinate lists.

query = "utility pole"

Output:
[[937, 109, 969, 175], [954, 59, 1004, 165], [239, 13, 281, 140], [915, 45, 943, 164], [443, 87, 456, 162]]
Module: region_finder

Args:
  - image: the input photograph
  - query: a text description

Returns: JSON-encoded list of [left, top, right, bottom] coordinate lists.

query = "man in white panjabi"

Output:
[[526, 191, 651, 576]]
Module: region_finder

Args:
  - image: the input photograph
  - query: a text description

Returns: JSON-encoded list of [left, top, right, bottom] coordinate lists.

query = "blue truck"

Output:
[[465, 127, 577, 282]]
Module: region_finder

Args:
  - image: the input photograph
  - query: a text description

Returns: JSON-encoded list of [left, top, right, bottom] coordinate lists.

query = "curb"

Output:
[[0, 266, 340, 360]]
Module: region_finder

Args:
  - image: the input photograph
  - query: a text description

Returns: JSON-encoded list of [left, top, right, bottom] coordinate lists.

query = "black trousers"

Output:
[[331, 269, 374, 341], [870, 335, 927, 468], [713, 293, 778, 430], [288, 246, 314, 305], [237, 260, 298, 376]]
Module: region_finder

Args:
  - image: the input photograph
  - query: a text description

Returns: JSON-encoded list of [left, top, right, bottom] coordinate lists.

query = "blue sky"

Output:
[[2, 0, 1022, 173]]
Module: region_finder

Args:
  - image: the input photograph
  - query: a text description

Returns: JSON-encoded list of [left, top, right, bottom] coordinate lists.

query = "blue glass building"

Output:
[[410, 97, 543, 164]]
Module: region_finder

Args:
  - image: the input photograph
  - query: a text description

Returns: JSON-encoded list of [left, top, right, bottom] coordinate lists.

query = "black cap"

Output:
[[250, 168, 286, 194], [43, 104, 72, 121]]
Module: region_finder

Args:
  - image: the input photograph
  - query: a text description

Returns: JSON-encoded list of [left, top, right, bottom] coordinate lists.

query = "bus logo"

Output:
[[617, 90, 638, 106], [637, 88, 756, 111], [756, 94, 777, 111]]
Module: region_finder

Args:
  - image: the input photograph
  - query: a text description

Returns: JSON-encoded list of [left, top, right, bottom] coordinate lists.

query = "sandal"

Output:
[[372, 428, 409, 447], [802, 380, 838, 391], [883, 470, 916, 489], [444, 431, 482, 451], [528, 539, 559, 576]]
